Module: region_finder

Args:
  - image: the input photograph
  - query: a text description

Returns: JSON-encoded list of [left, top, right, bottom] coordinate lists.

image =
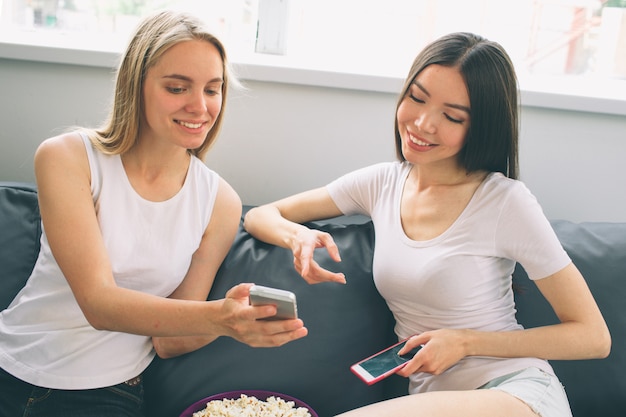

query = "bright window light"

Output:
[[1, 0, 625, 98]]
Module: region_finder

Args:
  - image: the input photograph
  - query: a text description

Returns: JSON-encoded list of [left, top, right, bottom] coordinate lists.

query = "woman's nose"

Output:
[[186, 91, 207, 113], [414, 111, 436, 134]]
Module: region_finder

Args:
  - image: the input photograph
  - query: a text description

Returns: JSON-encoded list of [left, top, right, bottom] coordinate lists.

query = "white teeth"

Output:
[[178, 121, 202, 129], [410, 134, 430, 146]]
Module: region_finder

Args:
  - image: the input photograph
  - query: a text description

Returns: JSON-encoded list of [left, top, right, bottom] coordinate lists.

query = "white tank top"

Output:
[[0, 133, 219, 389], [327, 161, 570, 393]]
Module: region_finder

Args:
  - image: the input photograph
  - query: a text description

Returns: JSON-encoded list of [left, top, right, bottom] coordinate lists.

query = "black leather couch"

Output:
[[1, 181, 624, 417]]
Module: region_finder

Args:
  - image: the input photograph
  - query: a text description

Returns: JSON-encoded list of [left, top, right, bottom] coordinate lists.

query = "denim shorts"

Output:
[[479, 367, 573, 417], [0, 366, 144, 417]]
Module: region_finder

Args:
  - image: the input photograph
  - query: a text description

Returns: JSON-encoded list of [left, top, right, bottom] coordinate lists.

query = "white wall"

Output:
[[1, 57, 625, 222]]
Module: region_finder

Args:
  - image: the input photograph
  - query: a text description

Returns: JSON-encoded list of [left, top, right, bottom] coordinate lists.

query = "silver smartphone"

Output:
[[249, 285, 298, 320]]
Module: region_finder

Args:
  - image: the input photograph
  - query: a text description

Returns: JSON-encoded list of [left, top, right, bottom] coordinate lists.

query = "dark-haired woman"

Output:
[[243, 32, 610, 417]]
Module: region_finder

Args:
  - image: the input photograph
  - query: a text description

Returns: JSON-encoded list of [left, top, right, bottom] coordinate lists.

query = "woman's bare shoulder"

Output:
[[34, 131, 91, 183], [36, 131, 85, 156]]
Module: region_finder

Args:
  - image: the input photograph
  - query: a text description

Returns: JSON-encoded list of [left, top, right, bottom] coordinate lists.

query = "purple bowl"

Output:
[[179, 390, 319, 417]]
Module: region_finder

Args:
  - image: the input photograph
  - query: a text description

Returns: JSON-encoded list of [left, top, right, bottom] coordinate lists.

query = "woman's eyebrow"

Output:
[[413, 81, 471, 114], [414, 80, 431, 97], [163, 74, 192, 82], [163, 74, 224, 84]]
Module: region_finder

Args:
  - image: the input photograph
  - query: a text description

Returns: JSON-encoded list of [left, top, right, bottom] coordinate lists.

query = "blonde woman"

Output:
[[0, 10, 306, 416]]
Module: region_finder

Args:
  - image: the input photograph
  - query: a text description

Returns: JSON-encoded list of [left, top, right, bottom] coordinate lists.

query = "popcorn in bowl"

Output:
[[179, 390, 318, 417], [192, 393, 311, 417]]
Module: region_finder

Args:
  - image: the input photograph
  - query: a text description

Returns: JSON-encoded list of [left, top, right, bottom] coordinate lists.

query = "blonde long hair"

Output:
[[85, 10, 231, 161]]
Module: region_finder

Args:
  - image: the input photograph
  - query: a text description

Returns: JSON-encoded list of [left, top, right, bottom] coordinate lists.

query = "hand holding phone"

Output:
[[350, 338, 422, 385], [249, 285, 298, 321]]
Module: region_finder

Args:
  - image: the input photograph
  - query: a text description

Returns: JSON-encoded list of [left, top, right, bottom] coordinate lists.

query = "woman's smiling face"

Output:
[[397, 64, 471, 168], [140, 39, 224, 152]]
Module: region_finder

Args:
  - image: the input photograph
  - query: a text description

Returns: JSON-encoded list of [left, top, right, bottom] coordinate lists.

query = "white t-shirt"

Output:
[[327, 161, 571, 393], [0, 133, 219, 389]]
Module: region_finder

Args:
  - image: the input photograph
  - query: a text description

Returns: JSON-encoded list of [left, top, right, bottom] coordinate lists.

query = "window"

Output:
[[1, 0, 625, 114], [0, 0, 258, 53]]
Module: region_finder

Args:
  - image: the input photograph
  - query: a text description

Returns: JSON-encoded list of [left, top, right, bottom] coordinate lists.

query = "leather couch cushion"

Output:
[[0, 182, 40, 311], [2, 182, 624, 417], [513, 219, 626, 417], [143, 215, 403, 417]]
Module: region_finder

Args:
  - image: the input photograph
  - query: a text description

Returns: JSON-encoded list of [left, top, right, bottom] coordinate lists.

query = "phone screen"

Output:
[[351, 339, 422, 384], [359, 340, 416, 378]]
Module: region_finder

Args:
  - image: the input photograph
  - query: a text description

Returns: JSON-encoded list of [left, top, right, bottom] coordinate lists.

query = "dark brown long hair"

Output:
[[394, 32, 519, 179]]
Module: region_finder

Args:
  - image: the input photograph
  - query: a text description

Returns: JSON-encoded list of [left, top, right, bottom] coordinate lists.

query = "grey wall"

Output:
[[1, 57, 625, 222]]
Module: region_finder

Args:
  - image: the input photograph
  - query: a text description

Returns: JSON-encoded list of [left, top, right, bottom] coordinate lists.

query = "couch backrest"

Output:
[[2, 183, 624, 417], [0, 182, 41, 310], [144, 213, 403, 417], [513, 219, 626, 417]]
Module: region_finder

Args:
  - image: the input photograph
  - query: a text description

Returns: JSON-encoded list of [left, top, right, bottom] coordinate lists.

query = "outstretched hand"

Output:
[[291, 228, 346, 284]]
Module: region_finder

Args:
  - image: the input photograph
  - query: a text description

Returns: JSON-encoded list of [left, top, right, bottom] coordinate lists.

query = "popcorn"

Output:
[[192, 394, 312, 417]]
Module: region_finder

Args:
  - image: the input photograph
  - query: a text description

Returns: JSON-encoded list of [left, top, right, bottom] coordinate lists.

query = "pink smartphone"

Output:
[[350, 338, 421, 385]]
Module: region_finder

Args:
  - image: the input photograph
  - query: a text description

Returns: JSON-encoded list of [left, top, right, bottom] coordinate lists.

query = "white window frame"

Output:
[[1, 0, 625, 117]]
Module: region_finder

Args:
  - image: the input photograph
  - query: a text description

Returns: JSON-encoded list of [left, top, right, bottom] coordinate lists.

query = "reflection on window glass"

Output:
[[0, 0, 624, 80]]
